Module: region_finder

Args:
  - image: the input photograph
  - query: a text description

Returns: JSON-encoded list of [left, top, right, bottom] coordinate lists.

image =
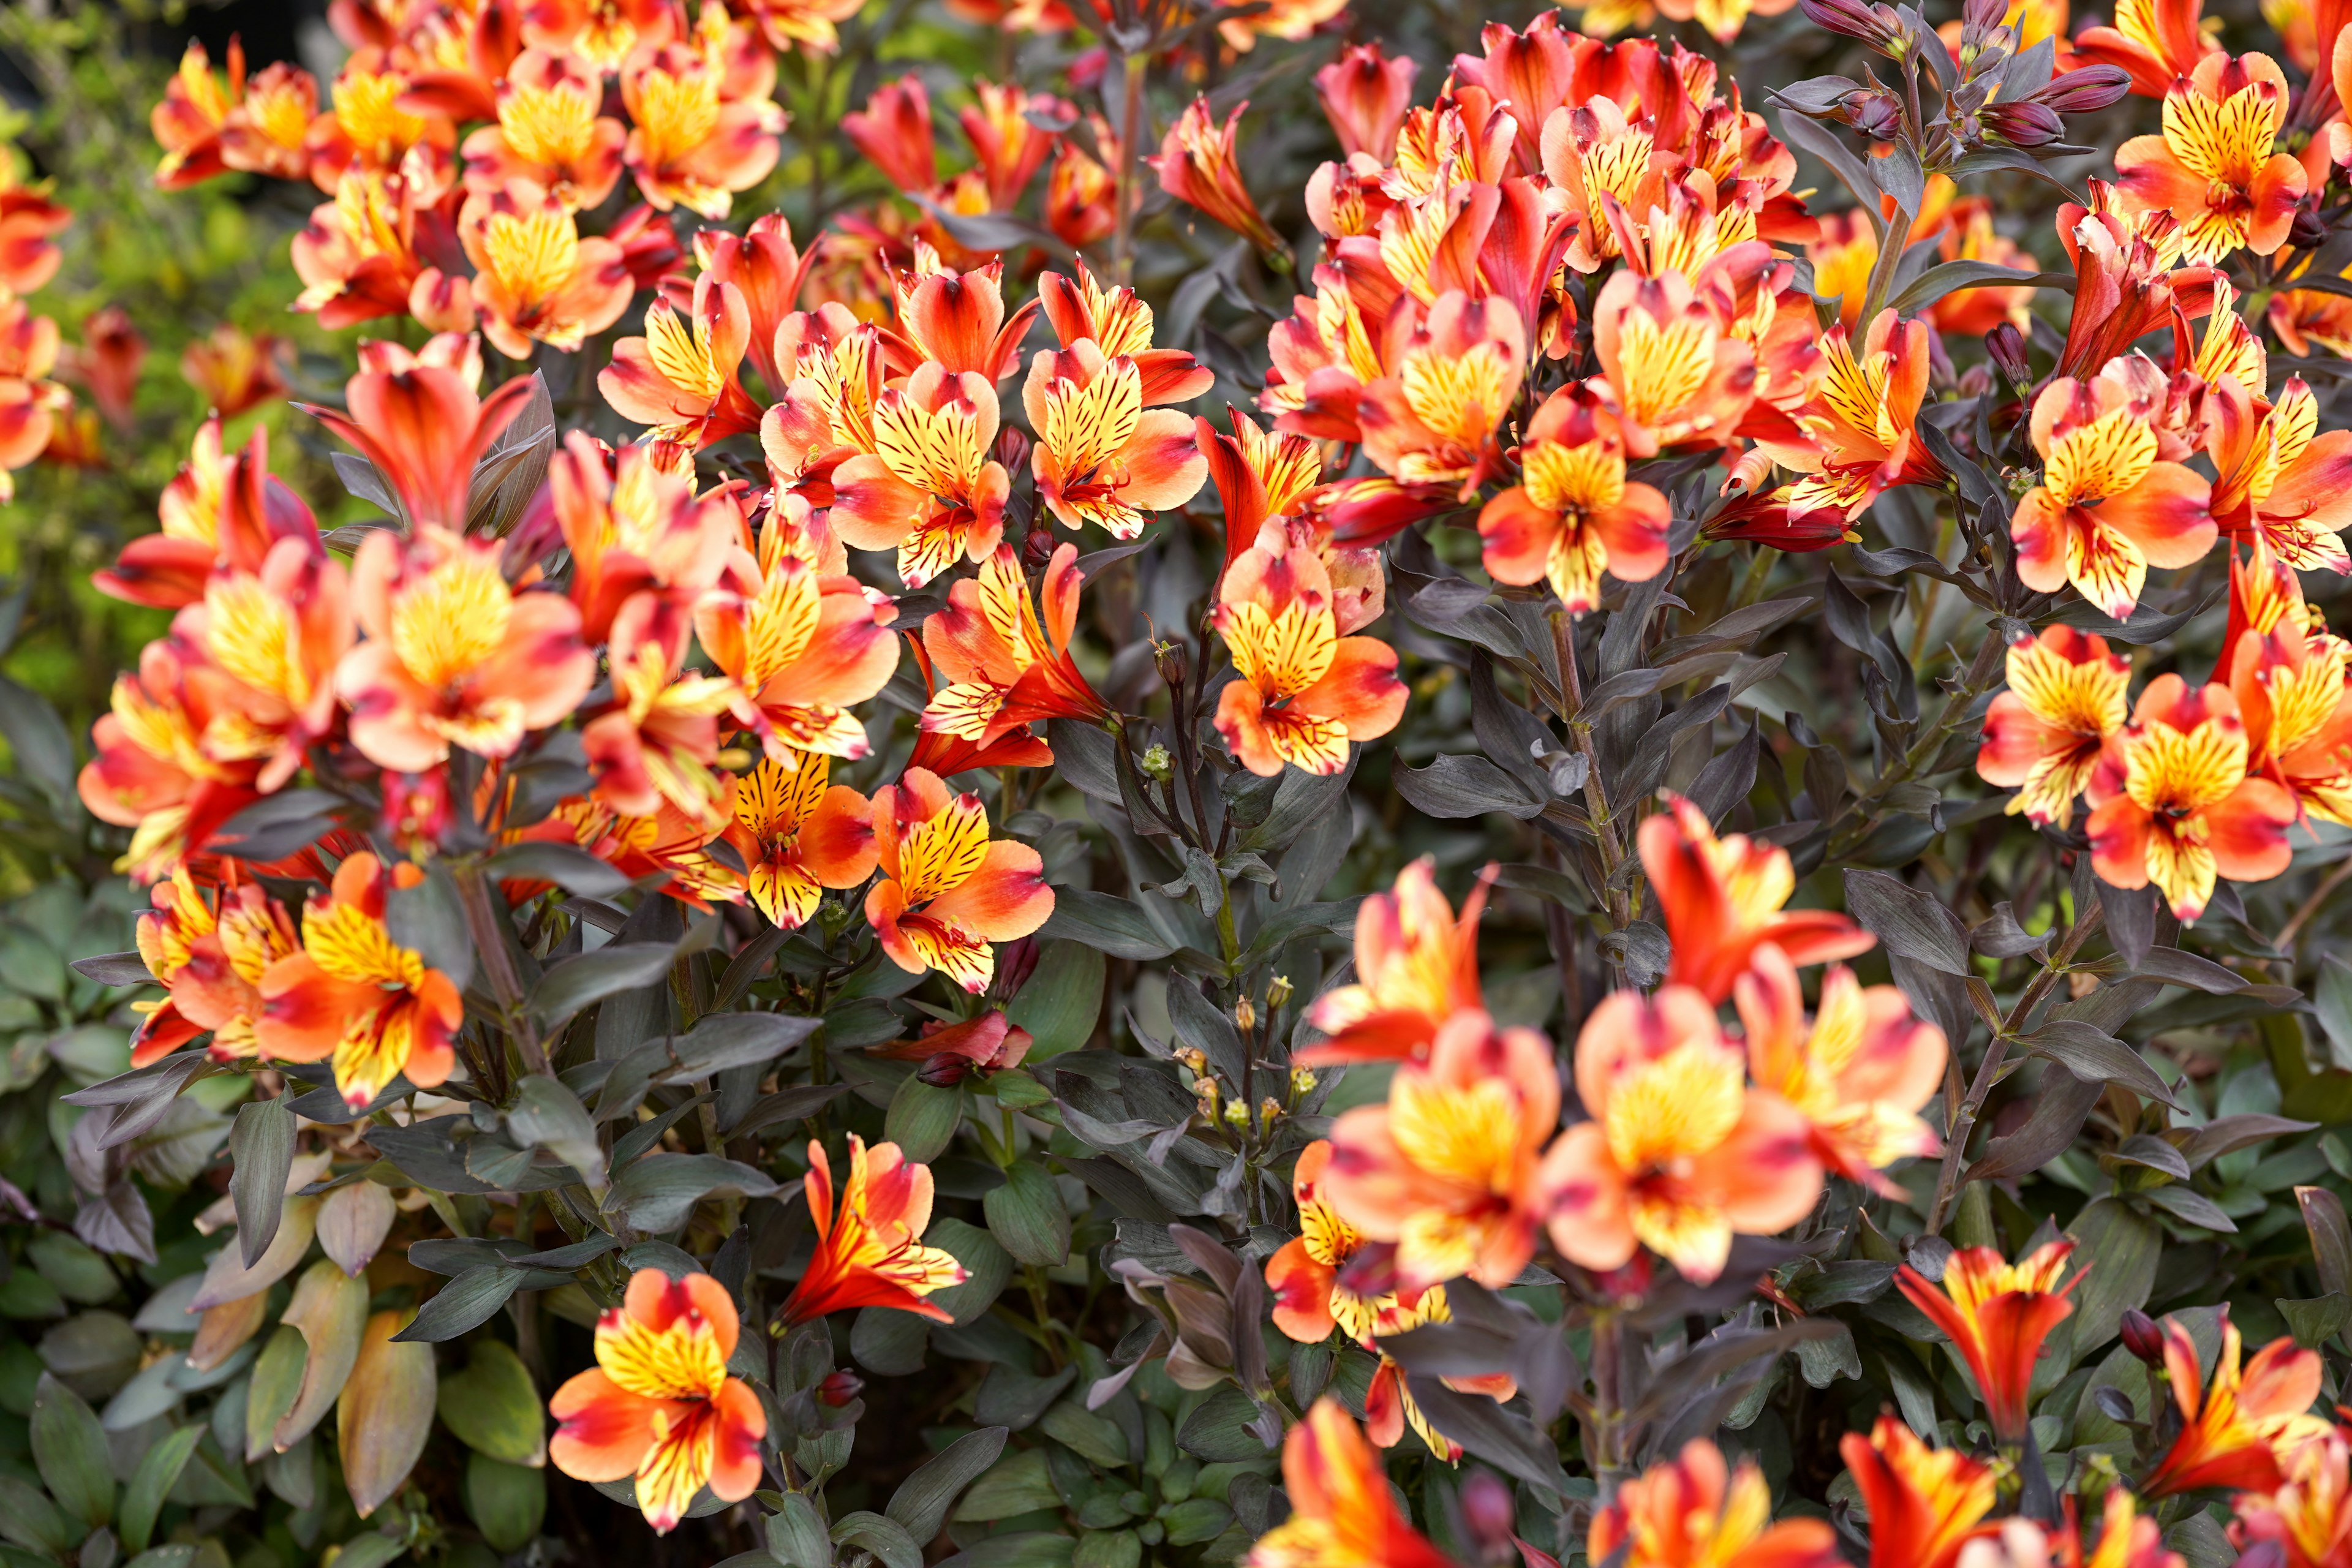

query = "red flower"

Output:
[[779, 1136, 970, 1325], [1638, 793, 1874, 1004], [1895, 1240, 2078, 1443]]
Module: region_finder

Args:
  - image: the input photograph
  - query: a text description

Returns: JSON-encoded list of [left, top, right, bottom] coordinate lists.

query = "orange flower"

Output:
[[1637, 793, 1874, 1004], [1589, 268, 1758, 457], [1316, 43, 1418, 162], [301, 334, 543, 533], [889, 263, 1039, 383], [224, 63, 320, 181], [304, 53, 454, 192], [2113, 53, 2305, 263], [1151, 98, 1282, 254], [2055, 1489, 2184, 1568], [151, 39, 241, 189], [1047, 135, 1118, 250], [692, 532, 899, 764], [600, 273, 764, 447], [735, 0, 868, 53], [1023, 341, 1208, 538], [255, 851, 464, 1109], [549, 1268, 768, 1535], [2208, 379, 2352, 573], [2233, 1425, 2352, 1568], [619, 37, 785, 219], [828, 363, 1012, 587], [1735, 943, 1944, 1193], [1895, 1240, 2078, 1442], [1978, 625, 2133, 827], [2223, 538, 2352, 826], [1752, 310, 1945, 527], [1300, 858, 1486, 1065], [1592, 1441, 1842, 1568], [460, 48, 625, 210], [2072, 0, 2222, 93], [337, 527, 595, 773], [865, 769, 1053, 992], [695, 214, 819, 393], [779, 1136, 970, 1324], [842, 77, 938, 196], [289, 168, 436, 331], [459, 179, 634, 358], [550, 434, 740, 644], [1212, 520, 1406, 778], [1542, 986, 1822, 1284], [1244, 1399, 1455, 1568], [1358, 293, 1526, 498], [2142, 1311, 2329, 1497], [179, 326, 289, 421], [179, 537, 355, 791], [582, 601, 740, 827], [1324, 1009, 1557, 1292], [149, 873, 302, 1068], [2008, 372, 2216, 623], [914, 543, 1109, 769], [964, 81, 1071, 208], [2085, 675, 2296, 922], [1842, 1416, 1997, 1568], [1480, 388, 1671, 616], [521, 0, 677, 72], [725, 752, 878, 930]]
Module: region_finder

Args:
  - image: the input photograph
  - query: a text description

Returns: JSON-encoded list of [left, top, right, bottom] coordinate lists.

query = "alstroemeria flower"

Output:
[[841, 76, 937, 195], [459, 179, 634, 358], [1324, 1009, 1558, 1292], [1638, 793, 1874, 1004], [78, 639, 270, 883], [1977, 625, 2133, 826], [582, 602, 739, 828], [1301, 858, 1487, 1065], [1198, 409, 1324, 578], [1358, 293, 1526, 497], [2114, 53, 2304, 263], [865, 769, 1053, 992], [2225, 539, 2352, 826], [1542, 986, 1822, 1284], [2086, 674, 2295, 922], [1245, 1400, 1455, 1568], [460, 49, 624, 209], [301, 334, 542, 533], [288, 168, 436, 331], [2142, 1311, 2329, 1497], [693, 541, 897, 763], [1316, 43, 1418, 162], [690, 214, 816, 393], [551, 434, 740, 644], [778, 1136, 970, 1324], [829, 363, 1012, 587], [1480, 388, 1670, 615], [1735, 943, 1944, 1193], [2072, 0, 2221, 94], [1840, 1416, 1997, 1568], [1212, 519, 1407, 778], [1590, 267, 1758, 456], [97, 420, 319, 611], [600, 274, 763, 448], [914, 543, 1109, 772], [735, 0, 869, 53], [1261, 269, 1384, 446], [151, 39, 241, 188], [725, 752, 877, 930], [255, 851, 463, 1109], [167, 878, 302, 1068], [1896, 1240, 2078, 1442], [1754, 310, 1946, 524], [1593, 1441, 1842, 1568], [2009, 372, 2216, 622], [868, 1012, 1032, 1081], [304, 53, 454, 192], [179, 537, 355, 791], [1023, 341, 1208, 538], [337, 527, 596, 772], [549, 1268, 767, 1536], [2208, 379, 2352, 573], [1037, 265, 1210, 406], [2233, 1425, 2352, 1568], [619, 38, 784, 219], [889, 263, 1040, 383], [521, 0, 678, 72], [1152, 97, 1282, 254], [128, 869, 214, 1066], [1267, 1140, 1446, 1348]]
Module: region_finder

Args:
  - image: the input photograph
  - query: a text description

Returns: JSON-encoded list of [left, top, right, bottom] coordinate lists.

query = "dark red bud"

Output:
[[818, 1370, 864, 1407], [918, 1052, 972, 1088], [2031, 62, 2130, 113], [1986, 322, 2030, 385], [992, 426, 1032, 472], [1982, 100, 2065, 146], [2120, 1308, 2163, 1365], [2293, 201, 2330, 251], [1461, 1472, 1518, 1564]]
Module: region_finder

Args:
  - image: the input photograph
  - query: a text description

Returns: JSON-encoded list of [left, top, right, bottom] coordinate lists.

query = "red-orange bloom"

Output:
[[693, 531, 898, 764], [1316, 43, 1418, 162], [2072, 0, 2222, 94], [337, 526, 597, 772], [1637, 792, 1874, 1004], [136, 870, 303, 1069], [96, 420, 320, 611], [619, 37, 785, 220], [460, 48, 625, 211], [864, 769, 1054, 993], [1841, 1416, 1998, 1568], [1324, 1009, 1557, 1292], [1543, 986, 1822, 1283], [179, 326, 289, 421], [2208, 379, 2352, 574], [582, 599, 739, 827], [255, 852, 464, 1109], [301, 334, 541, 533], [1592, 1441, 1843, 1568], [549, 1268, 767, 1535], [1212, 519, 1406, 778], [1152, 98, 1283, 254], [1023, 341, 1208, 538], [2142, 1311, 2329, 1497], [2233, 1425, 2352, 1568], [1244, 1399, 1455, 1568], [914, 543, 1108, 772], [1359, 293, 1526, 499], [2113, 53, 2304, 263], [600, 273, 763, 448], [779, 1136, 970, 1325], [0, 174, 69, 296], [725, 752, 878, 931], [1480, 388, 1670, 616], [1895, 1240, 2078, 1442], [550, 434, 739, 645], [1300, 858, 1486, 1066], [843, 77, 938, 195], [459, 179, 634, 358], [695, 214, 818, 392], [828, 363, 1013, 587], [1977, 625, 2133, 827]]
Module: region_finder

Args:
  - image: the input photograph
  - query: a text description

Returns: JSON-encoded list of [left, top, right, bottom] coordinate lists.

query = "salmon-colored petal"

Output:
[[549, 1368, 660, 1482], [1114, 409, 1210, 511], [2104, 464, 2215, 568], [708, 1378, 767, 1502], [2207, 778, 2295, 881], [2008, 488, 2073, 596], [1539, 1123, 1636, 1272], [922, 840, 1052, 941], [800, 785, 880, 886], [2112, 136, 2206, 214], [1266, 1236, 1338, 1343], [1477, 488, 1555, 587], [1294, 636, 1406, 740]]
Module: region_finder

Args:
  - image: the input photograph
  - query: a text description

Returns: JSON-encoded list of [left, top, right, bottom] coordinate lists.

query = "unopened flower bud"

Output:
[[1142, 744, 1173, 780], [1258, 1096, 1282, 1124], [1290, 1065, 1317, 1098], [1800, 0, 1910, 50], [1155, 639, 1188, 689], [1840, 89, 1904, 141], [1174, 1046, 1207, 1075], [1267, 974, 1294, 1008], [1981, 100, 2064, 146], [2293, 200, 2330, 251], [1023, 526, 1057, 571], [2120, 1308, 2164, 1365], [1986, 322, 2030, 386], [918, 1051, 971, 1088], [1461, 1472, 1518, 1565], [2030, 62, 2130, 113], [1961, 0, 2005, 32], [818, 1370, 864, 1406], [1235, 996, 1257, 1031], [992, 426, 1032, 472]]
